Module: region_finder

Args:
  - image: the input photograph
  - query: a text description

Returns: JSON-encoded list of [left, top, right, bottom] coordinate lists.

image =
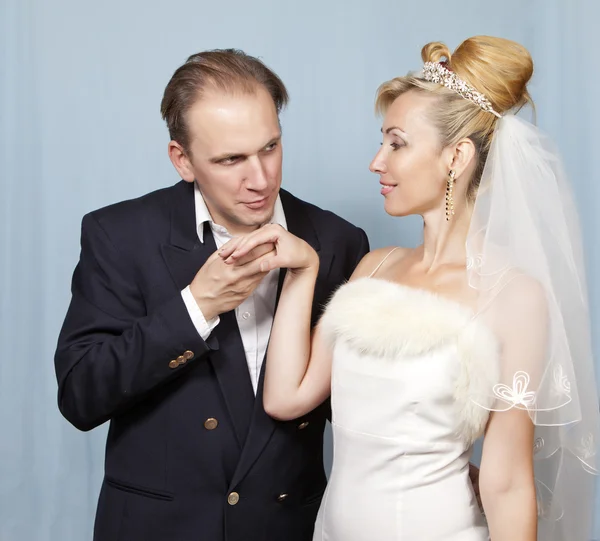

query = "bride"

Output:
[[218, 36, 600, 541]]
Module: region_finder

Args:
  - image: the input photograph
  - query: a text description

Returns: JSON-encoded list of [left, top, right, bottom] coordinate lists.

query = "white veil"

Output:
[[466, 113, 600, 540]]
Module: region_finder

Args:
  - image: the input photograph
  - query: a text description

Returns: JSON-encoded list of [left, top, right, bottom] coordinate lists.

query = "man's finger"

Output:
[[205, 249, 225, 264]]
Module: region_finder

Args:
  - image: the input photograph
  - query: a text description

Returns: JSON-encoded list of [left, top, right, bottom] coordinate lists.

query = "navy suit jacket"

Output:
[[55, 180, 369, 541]]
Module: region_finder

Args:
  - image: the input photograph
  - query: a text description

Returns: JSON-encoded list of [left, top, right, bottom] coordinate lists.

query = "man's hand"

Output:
[[190, 242, 275, 321]]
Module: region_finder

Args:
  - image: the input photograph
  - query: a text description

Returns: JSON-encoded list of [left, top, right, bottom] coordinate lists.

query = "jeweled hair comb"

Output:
[[422, 61, 502, 118]]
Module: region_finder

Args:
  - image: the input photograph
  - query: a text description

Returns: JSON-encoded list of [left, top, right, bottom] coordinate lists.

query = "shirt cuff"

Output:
[[181, 286, 220, 341]]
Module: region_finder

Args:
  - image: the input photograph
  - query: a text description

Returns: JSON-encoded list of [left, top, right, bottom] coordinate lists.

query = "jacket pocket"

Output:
[[105, 476, 174, 501]]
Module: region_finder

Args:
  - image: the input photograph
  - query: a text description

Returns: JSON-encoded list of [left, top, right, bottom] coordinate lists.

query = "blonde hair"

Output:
[[376, 36, 534, 199]]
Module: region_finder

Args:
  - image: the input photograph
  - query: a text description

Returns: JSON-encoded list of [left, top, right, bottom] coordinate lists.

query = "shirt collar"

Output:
[[193, 181, 287, 243]]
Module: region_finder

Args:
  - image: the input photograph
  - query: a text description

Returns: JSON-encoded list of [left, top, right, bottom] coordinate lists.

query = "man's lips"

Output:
[[243, 197, 269, 209]]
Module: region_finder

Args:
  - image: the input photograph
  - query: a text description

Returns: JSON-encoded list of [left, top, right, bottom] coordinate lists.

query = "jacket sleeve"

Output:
[[55, 212, 212, 431], [348, 227, 370, 278]]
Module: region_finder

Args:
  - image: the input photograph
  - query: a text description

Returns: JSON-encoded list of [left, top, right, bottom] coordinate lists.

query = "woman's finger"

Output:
[[234, 242, 276, 266], [218, 236, 243, 259], [246, 251, 283, 276], [227, 231, 281, 262]]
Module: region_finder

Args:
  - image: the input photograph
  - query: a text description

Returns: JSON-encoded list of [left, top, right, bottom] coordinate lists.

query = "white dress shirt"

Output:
[[181, 183, 287, 394]]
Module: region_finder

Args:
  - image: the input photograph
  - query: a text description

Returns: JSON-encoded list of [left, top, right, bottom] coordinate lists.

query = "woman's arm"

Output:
[[263, 266, 333, 420], [220, 225, 329, 419], [479, 409, 537, 541], [479, 277, 547, 541]]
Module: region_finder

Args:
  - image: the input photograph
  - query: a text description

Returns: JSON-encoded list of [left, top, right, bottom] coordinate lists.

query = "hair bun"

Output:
[[421, 42, 452, 64], [451, 36, 534, 113]]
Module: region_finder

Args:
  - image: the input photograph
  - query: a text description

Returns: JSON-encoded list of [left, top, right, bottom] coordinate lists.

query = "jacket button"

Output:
[[168, 360, 179, 369], [183, 350, 194, 360], [204, 418, 218, 430], [227, 492, 240, 505], [276, 493, 289, 502], [298, 421, 310, 430], [176, 355, 186, 365]]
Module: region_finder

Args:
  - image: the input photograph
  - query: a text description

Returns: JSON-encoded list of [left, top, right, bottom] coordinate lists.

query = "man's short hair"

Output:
[[160, 49, 289, 153]]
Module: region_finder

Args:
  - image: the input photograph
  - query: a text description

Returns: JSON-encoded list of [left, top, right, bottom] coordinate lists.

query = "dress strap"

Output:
[[369, 247, 400, 278]]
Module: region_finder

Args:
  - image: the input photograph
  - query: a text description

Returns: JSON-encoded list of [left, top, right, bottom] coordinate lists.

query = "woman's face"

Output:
[[370, 90, 454, 218]]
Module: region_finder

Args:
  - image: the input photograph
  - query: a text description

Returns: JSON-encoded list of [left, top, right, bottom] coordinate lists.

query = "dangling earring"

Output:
[[446, 170, 456, 221]]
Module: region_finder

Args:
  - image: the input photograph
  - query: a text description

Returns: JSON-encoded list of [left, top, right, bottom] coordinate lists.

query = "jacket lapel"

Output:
[[160, 181, 254, 448], [230, 190, 333, 488], [160, 181, 212, 291]]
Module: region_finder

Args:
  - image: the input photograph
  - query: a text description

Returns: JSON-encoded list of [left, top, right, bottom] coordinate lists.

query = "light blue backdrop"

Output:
[[1, 0, 598, 539]]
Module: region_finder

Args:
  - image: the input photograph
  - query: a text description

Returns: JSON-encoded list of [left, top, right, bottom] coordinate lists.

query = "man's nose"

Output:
[[245, 156, 269, 190]]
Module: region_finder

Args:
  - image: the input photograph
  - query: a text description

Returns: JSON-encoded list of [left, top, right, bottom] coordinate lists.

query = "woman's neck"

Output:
[[419, 206, 473, 271]]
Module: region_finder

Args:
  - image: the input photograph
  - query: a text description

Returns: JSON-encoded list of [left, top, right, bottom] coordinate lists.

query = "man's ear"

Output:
[[168, 141, 195, 182]]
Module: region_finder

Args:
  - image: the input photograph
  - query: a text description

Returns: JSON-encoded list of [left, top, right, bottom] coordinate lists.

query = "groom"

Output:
[[54, 49, 369, 541]]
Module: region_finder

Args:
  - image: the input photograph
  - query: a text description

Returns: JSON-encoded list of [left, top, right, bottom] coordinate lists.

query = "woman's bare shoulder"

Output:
[[350, 246, 412, 280]]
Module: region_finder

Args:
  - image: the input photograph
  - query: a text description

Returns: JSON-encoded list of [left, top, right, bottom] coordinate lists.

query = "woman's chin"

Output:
[[383, 199, 413, 218]]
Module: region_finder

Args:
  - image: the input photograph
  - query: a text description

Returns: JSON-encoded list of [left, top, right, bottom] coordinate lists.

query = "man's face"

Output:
[[174, 86, 283, 236]]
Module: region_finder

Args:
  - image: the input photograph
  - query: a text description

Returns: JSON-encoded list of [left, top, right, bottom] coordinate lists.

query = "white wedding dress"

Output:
[[313, 275, 499, 541]]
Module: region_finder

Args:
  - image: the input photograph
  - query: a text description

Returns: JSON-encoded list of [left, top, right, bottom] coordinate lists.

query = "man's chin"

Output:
[[246, 204, 275, 222], [233, 212, 273, 234]]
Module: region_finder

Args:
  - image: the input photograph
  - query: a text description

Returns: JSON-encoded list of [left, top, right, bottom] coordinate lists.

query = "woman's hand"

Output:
[[219, 224, 319, 274]]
